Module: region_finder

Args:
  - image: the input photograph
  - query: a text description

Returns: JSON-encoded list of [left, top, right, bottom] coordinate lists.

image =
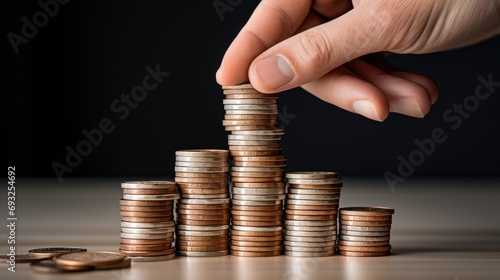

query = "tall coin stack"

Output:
[[338, 207, 394, 257], [283, 172, 342, 257], [222, 83, 286, 257], [119, 181, 179, 262], [174, 149, 231, 257]]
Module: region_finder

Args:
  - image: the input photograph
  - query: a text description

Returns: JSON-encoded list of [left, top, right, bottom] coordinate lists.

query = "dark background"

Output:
[[4, 1, 500, 182]]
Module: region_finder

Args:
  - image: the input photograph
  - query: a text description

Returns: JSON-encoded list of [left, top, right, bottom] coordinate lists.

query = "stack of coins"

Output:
[[222, 83, 286, 257], [283, 172, 342, 257], [174, 149, 231, 257], [119, 181, 179, 262], [338, 207, 394, 257]]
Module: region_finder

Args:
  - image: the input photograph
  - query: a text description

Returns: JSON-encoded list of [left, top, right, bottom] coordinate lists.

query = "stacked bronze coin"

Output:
[[283, 172, 342, 257], [222, 84, 286, 257], [119, 181, 179, 262], [174, 149, 231, 257], [338, 207, 394, 257]]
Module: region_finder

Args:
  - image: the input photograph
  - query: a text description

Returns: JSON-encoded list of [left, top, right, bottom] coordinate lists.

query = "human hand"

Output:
[[216, 0, 500, 121]]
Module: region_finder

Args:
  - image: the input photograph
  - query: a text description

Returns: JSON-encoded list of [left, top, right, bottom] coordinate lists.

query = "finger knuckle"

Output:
[[294, 30, 333, 72]]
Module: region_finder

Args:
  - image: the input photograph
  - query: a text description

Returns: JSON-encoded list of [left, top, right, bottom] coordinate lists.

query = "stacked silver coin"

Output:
[[174, 149, 231, 257], [119, 181, 179, 262], [283, 172, 343, 257], [222, 83, 286, 257]]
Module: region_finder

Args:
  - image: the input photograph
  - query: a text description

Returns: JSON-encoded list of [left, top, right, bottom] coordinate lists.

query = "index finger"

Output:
[[216, 0, 312, 86]]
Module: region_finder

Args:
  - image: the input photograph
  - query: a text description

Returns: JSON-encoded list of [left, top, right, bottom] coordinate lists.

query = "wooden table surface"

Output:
[[1, 177, 499, 279]]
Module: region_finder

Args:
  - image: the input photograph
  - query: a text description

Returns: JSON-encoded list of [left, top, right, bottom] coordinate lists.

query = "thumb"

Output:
[[248, 2, 394, 93]]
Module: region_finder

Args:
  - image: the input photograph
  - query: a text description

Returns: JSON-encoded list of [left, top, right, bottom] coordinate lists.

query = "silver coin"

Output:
[[175, 156, 228, 162], [339, 235, 391, 242], [181, 194, 228, 199], [284, 230, 336, 237], [231, 199, 283, 206], [121, 221, 175, 228], [223, 99, 277, 105], [121, 227, 175, 234], [120, 232, 174, 239], [284, 225, 336, 232], [284, 220, 336, 226], [288, 188, 341, 195], [174, 166, 229, 173], [224, 104, 277, 110], [284, 246, 335, 252], [129, 254, 176, 262], [176, 225, 230, 231], [121, 181, 177, 189], [284, 241, 335, 247], [176, 250, 229, 257], [225, 110, 278, 115], [340, 225, 391, 231], [284, 251, 335, 257], [232, 225, 283, 232], [232, 166, 284, 172], [232, 187, 285, 195], [286, 193, 340, 201], [228, 140, 281, 146], [284, 235, 336, 243], [175, 161, 229, 167], [176, 230, 229, 236], [287, 178, 342, 184], [286, 199, 338, 205], [285, 172, 338, 179], [228, 134, 281, 141], [175, 150, 229, 157], [179, 198, 230, 205], [232, 129, 285, 135], [122, 194, 180, 201], [339, 230, 391, 237], [232, 194, 286, 201]]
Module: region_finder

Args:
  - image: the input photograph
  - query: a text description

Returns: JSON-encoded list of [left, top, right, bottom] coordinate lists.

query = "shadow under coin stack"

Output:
[[174, 149, 231, 257], [283, 172, 343, 257], [222, 83, 286, 257], [119, 181, 179, 262], [338, 207, 394, 257]]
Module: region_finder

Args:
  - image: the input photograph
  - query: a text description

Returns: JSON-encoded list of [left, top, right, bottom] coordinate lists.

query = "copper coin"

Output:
[[231, 220, 282, 227], [339, 207, 394, 216], [339, 220, 392, 226], [176, 236, 229, 242], [175, 172, 227, 178], [230, 150, 282, 156], [177, 214, 230, 221], [230, 234, 283, 241], [224, 93, 278, 99], [119, 244, 171, 251], [230, 245, 282, 252], [285, 214, 336, 221], [121, 238, 173, 245], [120, 199, 173, 206], [176, 240, 228, 247], [230, 240, 282, 247], [231, 171, 283, 178], [231, 250, 282, 257], [233, 161, 286, 167], [285, 204, 338, 211], [179, 188, 228, 195], [177, 209, 230, 215], [121, 216, 173, 222], [230, 230, 282, 237], [285, 210, 338, 216], [177, 203, 230, 210], [233, 156, 286, 162], [338, 251, 390, 257], [231, 210, 283, 216], [338, 240, 390, 247], [121, 181, 177, 189], [339, 215, 392, 221], [177, 183, 228, 189], [285, 172, 338, 179], [288, 188, 342, 194], [175, 177, 228, 184], [231, 177, 284, 183], [177, 220, 229, 226], [231, 205, 283, 211], [337, 245, 391, 252], [233, 182, 286, 188], [223, 120, 278, 126], [175, 245, 229, 252], [120, 248, 175, 257], [225, 125, 277, 131], [288, 183, 343, 189], [175, 149, 229, 157], [120, 205, 173, 212], [232, 215, 282, 222], [123, 188, 178, 195], [120, 211, 172, 217], [229, 145, 282, 151], [224, 114, 277, 119]]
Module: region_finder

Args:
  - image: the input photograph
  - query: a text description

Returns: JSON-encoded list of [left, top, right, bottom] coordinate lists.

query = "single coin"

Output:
[[121, 232, 174, 239], [179, 198, 230, 205], [232, 129, 285, 135], [231, 176, 283, 183], [121, 181, 177, 189], [121, 227, 174, 234], [224, 93, 278, 99], [28, 247, 87, 258], [179, 188, 228, 195], [230, 229, 283, 237], [232, 215, 282, 222], [120, 211, 172, 217], [121, 216, 173, 223], [224, 104, 278, 110], [230, 235, 282, 242], [288, 183, 343, 189], [230, 150, 282, 156], [338, 251, 390, 257], [176, 235, 229, 242], [339, 220, 392, 226], [121, 221, 175, 228], [176, 250, 229, 257], [177, 203, 230, 210], [174, 166, 229, 173], [288, 188, 341, 195], [121, 238, 174, 245], [231, 171, 283, 178], [231, 205, 283, 211], [176, 240, 229, 247], [175, 245, 229, 252], [232, 220, 282, 227], [283, 241, 335, 247], [175, 156, 228, 162], [54, 251, 125, 266], [175, 161, 229, 168], [337, 245, 391, 252], [223, 99, 277, 105], [222, 83, 257, 90], [284, 251, 334, 257], [120, 199, 173, 206], [175, 149, 229, 157], [231, 250, 282, 257], [233, 182, 286, 188], [128, 254, 176, 262], [228, 140, 281, 146], [177, 183, 228, 189], [339, 215, 392, 221], [225, 110, 278, 115], [286, 193, 340, 201], [122, 194, 180, 201], [176, 209, 230, 215], [231, 210, 283, 216], [177, 219, 230, 226], [231, 226, 283, 232], [224, 120, 278, 126], [0, 254, 50, 264], [284, 225, 336, 232], [285, 172, 338, 179], [181, 194, 228, 199], [231, 240, 283, 247], [224, 114, 277, 120], [287, 178, 342, 185], [338, 240, 390, 247], [285, 204, 338, 211], [232, 194, 286, 201], [30, 259, 92, 273], [231, 200, 283, 206], [285, 214, 336, 221], [339, 207, 395, 216], [286, 199, 337, 206], [284, 230, 336, 237], [225, 125, 277, 131], [123, 188, 178, 195], [284, 246, 335, 252], [339, 235, 391, 242], [120, 248, 175, 257], [284, 235, 336, 243], [233, 161, 286, 168], [284, 220, 335, 226], [176, 230, 229, 237], [120, 205, 173, 212], [233, 155, 287, 162], [232, 187, 284, 195], [339, 230, 391, 237], [120, 244, 171, 251], [175, 172, 228, 178], [228, 134, 281, 140], [340, 225, 391, 231], [285, 209, 337, 216], [176, 225, 230, 231], [230, 245, 282, 252], [175, 177, 228, 183]]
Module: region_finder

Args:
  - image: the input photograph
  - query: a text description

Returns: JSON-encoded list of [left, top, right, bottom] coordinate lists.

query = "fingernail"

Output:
[[253, 55, 294, 89], [352, 100, 383, 121], [390, 98, 425, 118]]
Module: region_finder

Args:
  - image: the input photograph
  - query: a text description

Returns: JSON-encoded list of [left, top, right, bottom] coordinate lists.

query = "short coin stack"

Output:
[[174, 149, 231, 257], [338, 207, 394, 257], [283, 172, 343, 257], [119, 181, 179, 262], [222, 83, 286, 257]]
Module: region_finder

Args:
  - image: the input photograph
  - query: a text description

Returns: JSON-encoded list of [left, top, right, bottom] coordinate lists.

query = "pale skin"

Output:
[[216, 0, 500, 121]]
